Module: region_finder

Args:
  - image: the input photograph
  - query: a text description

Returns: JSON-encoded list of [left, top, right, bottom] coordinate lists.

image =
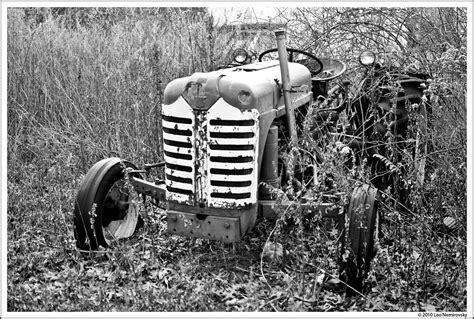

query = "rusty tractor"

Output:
[[73, 30, 429, 293]]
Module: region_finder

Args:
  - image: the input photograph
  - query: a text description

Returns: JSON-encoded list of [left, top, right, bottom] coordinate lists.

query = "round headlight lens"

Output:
[[232, 48, 248, 64], [359, 50, 376, 66]]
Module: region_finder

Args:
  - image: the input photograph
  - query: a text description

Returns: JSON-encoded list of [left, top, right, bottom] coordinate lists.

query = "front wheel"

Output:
[[73, 158, 143, 250], [341, 184, 380, 294]]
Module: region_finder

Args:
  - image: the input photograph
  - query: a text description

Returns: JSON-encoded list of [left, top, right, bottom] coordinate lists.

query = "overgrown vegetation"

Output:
[[7, 7, 467, 312]]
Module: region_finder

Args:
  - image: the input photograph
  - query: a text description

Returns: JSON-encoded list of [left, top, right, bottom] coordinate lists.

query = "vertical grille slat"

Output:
[[210, 131, 255, 138], [163, 127, 192, 136], [210, 168, 253, 175], [209, 144, 254, 151], [209, 119, 255, 126], [163, 156, 193, 167], [210, 192, 252, 199], [163, 115, 192, 124], [163, 132, 192, 143], [166, 163, 192, 173], [164, 139, 192, 148]]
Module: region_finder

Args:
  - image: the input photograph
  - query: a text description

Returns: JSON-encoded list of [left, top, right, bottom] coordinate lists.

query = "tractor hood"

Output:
[[163, 61, 312, 113]]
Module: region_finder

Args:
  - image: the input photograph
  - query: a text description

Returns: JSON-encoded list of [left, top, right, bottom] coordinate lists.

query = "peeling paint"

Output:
[[195, 111, 208, 206], [162, 97, 195, 205], [207, 100, 259, 209], [163, 96, 259, 210]]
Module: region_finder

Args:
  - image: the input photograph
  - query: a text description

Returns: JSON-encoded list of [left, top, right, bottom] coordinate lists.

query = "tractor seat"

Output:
[[312, 58, 347, 82]]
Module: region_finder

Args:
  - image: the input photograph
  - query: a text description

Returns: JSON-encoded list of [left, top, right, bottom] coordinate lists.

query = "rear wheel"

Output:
[[342, 184, 379, 294], [73, 158, 143, 250]]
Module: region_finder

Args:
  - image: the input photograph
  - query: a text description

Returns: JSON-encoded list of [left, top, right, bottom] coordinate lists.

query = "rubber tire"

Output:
[[344, 184, 379, 294], [73, 158, 142, 250]]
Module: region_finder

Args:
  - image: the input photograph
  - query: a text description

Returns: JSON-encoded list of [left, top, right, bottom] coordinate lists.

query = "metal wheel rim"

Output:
[[102, 180, 139, 245]]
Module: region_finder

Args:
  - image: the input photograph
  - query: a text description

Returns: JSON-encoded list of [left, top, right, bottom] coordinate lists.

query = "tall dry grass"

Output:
[[7, 8, 252, 170], [6, 7, 467, 312]]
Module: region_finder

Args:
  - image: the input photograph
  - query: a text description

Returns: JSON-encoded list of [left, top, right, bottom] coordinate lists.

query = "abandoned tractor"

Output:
[[74, 30, 388, 292]]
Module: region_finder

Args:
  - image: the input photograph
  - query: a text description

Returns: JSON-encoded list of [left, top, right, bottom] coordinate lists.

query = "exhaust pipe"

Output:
[[275, 30, 297, 146]]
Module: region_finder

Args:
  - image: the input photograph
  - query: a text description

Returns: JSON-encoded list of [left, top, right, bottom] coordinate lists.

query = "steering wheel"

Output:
[[259, 48, 323, 76]]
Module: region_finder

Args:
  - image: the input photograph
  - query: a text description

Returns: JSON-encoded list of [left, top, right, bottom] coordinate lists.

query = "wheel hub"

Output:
[[102, 180, 139, 245]]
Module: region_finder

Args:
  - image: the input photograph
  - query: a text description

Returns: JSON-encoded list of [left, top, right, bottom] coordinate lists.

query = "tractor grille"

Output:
[[162, 97, 258, 208], [162, 98, 195, 204], [207, 100, 259, 208]]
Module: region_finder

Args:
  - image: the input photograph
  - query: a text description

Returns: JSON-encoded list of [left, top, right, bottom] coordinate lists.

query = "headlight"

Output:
[[359, 50, 376, 66], [232, 48, 248, 64]]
